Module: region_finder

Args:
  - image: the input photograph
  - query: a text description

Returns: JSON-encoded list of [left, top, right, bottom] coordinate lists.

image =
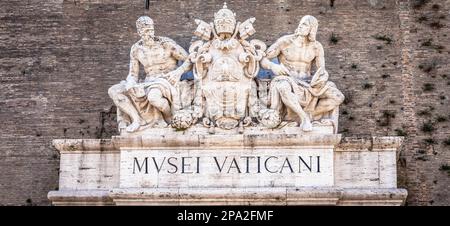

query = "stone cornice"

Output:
[[53, 134, 403, 153], [53, 133, 343, 152]]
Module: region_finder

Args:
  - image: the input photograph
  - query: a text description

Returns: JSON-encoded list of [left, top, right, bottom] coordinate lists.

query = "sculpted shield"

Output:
[[188, 3, 266, 133]]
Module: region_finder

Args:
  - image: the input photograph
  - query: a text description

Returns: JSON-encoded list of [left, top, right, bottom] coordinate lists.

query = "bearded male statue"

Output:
[[260, 15, 344, 133], [108, 16, 191, 133]]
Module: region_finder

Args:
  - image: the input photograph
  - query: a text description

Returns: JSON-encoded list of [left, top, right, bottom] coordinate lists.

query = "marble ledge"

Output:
[[48, 188, 408, 206], [52, 135, 403, 153]]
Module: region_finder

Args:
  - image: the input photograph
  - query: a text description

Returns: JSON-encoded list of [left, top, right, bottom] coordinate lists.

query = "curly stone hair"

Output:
[[136, 16, 154, 32]]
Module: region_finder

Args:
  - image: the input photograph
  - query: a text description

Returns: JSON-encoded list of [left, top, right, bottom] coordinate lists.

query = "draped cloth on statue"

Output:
[[120, 77, 181, 125], [268, 75, 333, 120]]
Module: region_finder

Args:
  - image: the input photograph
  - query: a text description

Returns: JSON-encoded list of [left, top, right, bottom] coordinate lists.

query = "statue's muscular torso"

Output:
[[130, 37, 185, 78], [267, 34, 324, 81]]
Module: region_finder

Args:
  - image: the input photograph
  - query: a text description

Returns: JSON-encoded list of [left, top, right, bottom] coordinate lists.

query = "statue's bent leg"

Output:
[[275, 81, 312, 131], [312, 87, 345, 118], [270, 85, 284, 113], [108, 83, 145, 132], [116, 106, 131, 132], [147, 88, 172, 123]]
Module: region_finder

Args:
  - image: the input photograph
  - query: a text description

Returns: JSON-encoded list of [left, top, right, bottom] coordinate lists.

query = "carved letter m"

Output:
[[133, 157, 148, 174]]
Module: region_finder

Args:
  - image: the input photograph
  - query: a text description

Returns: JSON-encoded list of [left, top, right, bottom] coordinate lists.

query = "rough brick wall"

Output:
[[396, 0, 450, 206], [0, 0, 448, 205]]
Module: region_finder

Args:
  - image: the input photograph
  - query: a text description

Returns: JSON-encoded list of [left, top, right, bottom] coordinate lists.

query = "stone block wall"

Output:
[[0, 0, 448, 205]]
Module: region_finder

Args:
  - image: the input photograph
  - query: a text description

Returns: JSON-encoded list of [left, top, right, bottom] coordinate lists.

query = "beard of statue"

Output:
[[295, 23, 311, 39], [139, 27, 156, 46]]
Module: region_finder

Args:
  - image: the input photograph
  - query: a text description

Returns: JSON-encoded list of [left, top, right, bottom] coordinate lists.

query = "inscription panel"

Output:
[[119, 148, 334, 188]]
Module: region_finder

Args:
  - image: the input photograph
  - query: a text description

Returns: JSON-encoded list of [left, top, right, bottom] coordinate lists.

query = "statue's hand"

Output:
[[311, 78, 326, 88], [165, 69, 182, 85], [271, 64, 290, 76]]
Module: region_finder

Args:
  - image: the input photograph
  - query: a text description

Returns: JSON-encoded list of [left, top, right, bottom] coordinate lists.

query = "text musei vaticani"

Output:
[[132, 155, 322, 174]]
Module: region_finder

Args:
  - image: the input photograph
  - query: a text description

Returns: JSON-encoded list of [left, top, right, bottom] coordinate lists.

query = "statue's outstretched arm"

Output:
[[164, 40, 192, 85], [260, 38, 283, 70], [261, 36, 291, 76], [171, 42, 192, 73]]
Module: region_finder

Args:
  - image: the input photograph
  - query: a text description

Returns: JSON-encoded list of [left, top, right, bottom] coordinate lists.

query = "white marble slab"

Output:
[[119, 148, 334, 188]]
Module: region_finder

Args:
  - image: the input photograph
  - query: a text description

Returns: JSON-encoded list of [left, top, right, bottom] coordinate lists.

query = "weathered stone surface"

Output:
[[1, 0, 449, 206], [48, 132, 405, 205], [48, 187, 407, 206]]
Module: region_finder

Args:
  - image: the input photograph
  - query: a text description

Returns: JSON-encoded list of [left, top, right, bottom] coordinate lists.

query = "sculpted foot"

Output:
[[300, 120, 313, 132], [118, 121, 128, 133], [238, 124, 244, 134], [208, 125, 216, 134], [126, 120, 144, 133]]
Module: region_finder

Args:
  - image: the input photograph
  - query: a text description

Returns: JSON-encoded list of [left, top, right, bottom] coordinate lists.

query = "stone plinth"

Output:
[[48, 126, 407, 206]]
